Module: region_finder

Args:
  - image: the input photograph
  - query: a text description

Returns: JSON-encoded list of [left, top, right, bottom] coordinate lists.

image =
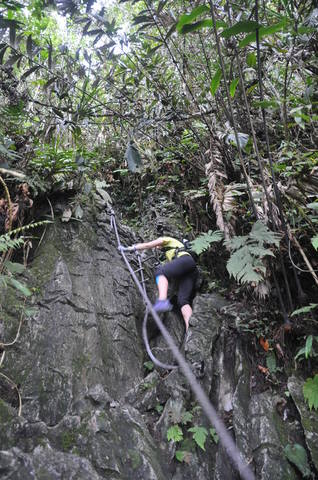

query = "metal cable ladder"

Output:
[[109, 207, 255, 480]]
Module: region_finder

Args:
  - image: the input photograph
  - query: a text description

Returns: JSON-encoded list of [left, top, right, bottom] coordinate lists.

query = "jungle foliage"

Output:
[[0, 0, 317, 406]]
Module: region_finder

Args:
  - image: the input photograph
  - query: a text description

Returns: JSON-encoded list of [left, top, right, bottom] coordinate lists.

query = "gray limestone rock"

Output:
[[288, 375, 318, 471], [1, 210, 317, 480]]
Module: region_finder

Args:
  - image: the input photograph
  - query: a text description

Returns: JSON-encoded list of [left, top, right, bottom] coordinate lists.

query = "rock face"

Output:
[[0, 210, 317, 479]]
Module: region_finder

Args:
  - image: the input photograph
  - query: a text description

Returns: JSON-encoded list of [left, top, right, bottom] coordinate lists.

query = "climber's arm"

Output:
[[134, 238, 164, 250]]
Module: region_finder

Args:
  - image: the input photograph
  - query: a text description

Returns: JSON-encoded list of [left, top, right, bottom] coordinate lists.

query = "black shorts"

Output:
[[155, 255, 198, 308]]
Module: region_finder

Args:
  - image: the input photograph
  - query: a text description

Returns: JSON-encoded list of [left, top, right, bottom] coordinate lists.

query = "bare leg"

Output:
[[156, 275, 169, 300], [181, 304, 192, 331]]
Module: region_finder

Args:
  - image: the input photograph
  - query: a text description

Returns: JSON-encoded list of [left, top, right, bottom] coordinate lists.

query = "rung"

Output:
[[143, 255, 157, 263], [133, 267, 144, 274]]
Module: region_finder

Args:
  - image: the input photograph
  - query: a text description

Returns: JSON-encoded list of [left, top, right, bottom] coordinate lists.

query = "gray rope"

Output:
[[109, 208, 255, 480], [142, 308, 178, 370]]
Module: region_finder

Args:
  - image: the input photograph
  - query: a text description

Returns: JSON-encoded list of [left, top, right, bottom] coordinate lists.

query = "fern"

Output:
[[190, 230, 223, 255], [0, 235, 24, 253], [225, 221, 280, 286], [303, 375, 318, 410], [167, 425, 183, 443], [0, 220, 51, 296]]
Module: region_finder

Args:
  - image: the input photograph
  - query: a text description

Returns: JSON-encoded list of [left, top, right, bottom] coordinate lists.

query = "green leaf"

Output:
[[230, 78, 239, 97], [181, 411, 193, 425], [252, 99, 279, 109], [210, 427, 219, 444], [284, 443, 311, 478], [221, 20, 259, 38], [175, 450, 186, 462], [226, 132, 249, 150], [303, 375, 318, 410], [266, 352, 277, 374], [311, 236, 318, 251], [155, 403, 163, 414], [295, 346, 306, 362], [291, 303, 318, 317], [4, 261, 25, 274], [210, 67, 222, 96], [180, 19, 212, 34], [125, 143, 143, 173], [176, 5, 210, 32], [24, 307, 38, 317], [188, 426, 208, 451], [246, 52, 256, 67], [239, 20, 287, 48], [250, 221, 281, 246], [143, 361, 154, 371], [167, 425, 183, 443], [305, 335, 313, 359], [307, 202, 318, 210], [8, 277, 32, 297]]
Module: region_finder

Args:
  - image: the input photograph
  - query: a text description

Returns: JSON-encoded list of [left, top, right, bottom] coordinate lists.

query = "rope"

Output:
[[109, 207, 255, 480]]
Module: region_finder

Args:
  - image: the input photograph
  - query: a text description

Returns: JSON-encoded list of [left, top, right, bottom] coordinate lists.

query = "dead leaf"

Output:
[[74, 204, 83, 219], [258, 365, 269, 375], [183, 451, 192, 464], [260, 337, 270, 352], [61, 207, 72, 222]]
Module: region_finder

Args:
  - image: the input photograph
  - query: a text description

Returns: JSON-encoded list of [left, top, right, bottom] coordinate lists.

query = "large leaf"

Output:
[[239, 19, 287, 48], [4, 261, 25, 274], [188, 426, 208, 451], [303, 375, 318, 410], [284, 444, 311, 478], [176, 5, 210, 32], [180, 19, 212, 34], [305, 335, 313, 359], [226, 132, 249, 150], [210, 67, 222, 96], [311, 235, 318, 250], [8, 277, 32, 297], [230, 78, 239, 97], [291, 303, 318, 317], [221, 20, 259, 38], [246, 52, 257, 67], [250, 221, 281, 246], [125, 143, 143, 173], [307, 202, 318, 210]]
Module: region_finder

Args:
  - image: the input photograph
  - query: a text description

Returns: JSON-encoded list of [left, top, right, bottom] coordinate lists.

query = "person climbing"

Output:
[[119, 236, 198, 331]]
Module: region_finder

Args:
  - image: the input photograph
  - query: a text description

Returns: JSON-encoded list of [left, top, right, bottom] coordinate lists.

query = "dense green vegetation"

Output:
[[0, 0, 317, 408]]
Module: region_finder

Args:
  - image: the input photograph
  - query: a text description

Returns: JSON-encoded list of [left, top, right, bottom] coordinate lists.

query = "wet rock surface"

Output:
[[0, 210, 317, 479]]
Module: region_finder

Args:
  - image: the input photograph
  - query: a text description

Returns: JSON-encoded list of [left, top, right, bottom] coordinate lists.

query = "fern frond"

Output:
[[191, 230, 223, 255], [0, 220, 51, 253], [250, 221, 281, 246], [2, 220, 51, 237], [226, 221, 279, 290], [0, 236, 24, 253]]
